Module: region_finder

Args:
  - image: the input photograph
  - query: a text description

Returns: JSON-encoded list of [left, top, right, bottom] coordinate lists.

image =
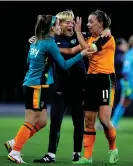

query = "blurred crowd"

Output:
[[114, 35, 133, 105]]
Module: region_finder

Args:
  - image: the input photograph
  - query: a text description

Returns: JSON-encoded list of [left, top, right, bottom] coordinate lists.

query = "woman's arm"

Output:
[[47, 41, 90, 70], [59, 45, 82, 55]]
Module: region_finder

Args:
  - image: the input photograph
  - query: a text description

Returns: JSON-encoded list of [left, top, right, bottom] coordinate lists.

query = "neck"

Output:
[[92, 27, 104, 37], [41, 32, 54, 40]]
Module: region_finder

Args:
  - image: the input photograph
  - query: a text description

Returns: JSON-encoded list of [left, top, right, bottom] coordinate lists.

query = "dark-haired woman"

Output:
[[72, 10, 118, 165]]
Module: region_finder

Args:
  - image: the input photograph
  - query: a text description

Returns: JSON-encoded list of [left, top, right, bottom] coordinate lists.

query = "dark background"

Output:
[[0, 1, 133, 111]]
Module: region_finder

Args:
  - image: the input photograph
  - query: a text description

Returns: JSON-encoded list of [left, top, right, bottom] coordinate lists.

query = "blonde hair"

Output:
[[56, 10, 74, 22]]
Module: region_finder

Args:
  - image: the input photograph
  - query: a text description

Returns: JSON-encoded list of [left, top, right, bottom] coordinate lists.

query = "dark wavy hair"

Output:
[[91, 9, 111, 28]]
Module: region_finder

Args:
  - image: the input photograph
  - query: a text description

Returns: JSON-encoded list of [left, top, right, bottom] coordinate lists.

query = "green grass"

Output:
[[0, 117, 133, 166]]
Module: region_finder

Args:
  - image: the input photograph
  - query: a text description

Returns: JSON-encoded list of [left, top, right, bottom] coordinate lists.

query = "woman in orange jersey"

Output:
[[72, 10, 118, 165]]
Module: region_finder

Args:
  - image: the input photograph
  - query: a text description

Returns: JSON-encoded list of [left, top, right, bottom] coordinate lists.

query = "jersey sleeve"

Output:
[[47, 41, 83, 70]]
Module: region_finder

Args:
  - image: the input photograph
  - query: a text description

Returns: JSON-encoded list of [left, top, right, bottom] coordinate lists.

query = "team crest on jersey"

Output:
[[70, 39, 76, 44]]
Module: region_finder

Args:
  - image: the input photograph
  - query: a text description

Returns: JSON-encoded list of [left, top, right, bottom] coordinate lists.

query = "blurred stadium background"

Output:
[[0, 1, 133, 166]]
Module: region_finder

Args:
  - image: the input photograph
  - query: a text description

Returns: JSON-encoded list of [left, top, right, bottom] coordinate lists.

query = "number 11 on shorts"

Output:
[[102, 90, 108, 99]]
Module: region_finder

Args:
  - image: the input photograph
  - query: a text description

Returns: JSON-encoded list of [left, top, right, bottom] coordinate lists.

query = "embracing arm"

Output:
[[47, 41, 84, 70], [59, 45, 82, 55]]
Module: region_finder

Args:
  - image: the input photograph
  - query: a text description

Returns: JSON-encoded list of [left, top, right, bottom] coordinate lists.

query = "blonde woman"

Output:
[[29, 10, 111, 164]]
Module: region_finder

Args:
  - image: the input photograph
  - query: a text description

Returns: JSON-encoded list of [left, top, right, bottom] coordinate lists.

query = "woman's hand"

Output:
[[28, 36, 36, 43]]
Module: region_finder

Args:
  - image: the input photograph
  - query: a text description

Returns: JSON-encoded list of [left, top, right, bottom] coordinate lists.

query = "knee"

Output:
[[25, 109, 39, 125], [84, 114, 95, 129], [39, 120, 47, 129]]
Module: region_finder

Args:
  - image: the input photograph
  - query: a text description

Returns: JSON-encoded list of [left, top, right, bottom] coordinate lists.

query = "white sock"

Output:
[[48, 152, 55, 158], [73, 152, 80, 156]]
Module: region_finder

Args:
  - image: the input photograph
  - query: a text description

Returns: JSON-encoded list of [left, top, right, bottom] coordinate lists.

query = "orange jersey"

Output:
[[87, 36, 115, 74]]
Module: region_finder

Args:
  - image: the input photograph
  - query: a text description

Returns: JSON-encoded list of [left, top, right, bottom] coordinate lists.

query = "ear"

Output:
[[99, 21, 103, 28], [51, 26, 55, 32]]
